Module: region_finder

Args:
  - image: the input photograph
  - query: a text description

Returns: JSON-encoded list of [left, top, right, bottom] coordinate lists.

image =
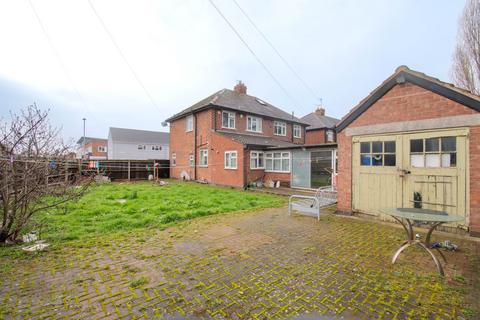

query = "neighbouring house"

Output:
[[166, 81, 337, 188], [336, 66, 480, 237], [76, 137, 108, 160], [301, 107, 340, 144], [107, 127, 169, 160]]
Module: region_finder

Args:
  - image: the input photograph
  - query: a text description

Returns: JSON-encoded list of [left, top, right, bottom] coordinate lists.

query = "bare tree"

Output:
[[452, 0, 480, 95], [0, 104, 91, 243]]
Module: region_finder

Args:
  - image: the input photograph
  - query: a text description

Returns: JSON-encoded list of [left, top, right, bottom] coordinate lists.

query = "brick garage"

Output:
[[336, 66, 480, 237]]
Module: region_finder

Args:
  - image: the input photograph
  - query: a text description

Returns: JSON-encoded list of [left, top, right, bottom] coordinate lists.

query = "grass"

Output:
[[30, 181, 285, 242]]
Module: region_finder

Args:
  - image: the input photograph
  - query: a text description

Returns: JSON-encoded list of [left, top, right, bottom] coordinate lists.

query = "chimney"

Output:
[[315, 106, 325, 116], [234, 81, 247, 94]]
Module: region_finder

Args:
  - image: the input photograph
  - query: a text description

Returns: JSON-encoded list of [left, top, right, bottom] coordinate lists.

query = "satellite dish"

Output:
[[161, 121, 168, 127]]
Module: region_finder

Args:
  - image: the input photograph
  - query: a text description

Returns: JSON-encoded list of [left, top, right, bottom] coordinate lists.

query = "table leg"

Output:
[[425, 222, 444, 247], [392, 242, 413, 264], [417, 242, 444, 276], [392, 216, 413, 240]]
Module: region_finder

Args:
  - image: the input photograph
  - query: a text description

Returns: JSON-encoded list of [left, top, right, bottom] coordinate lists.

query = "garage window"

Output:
[[410, 137, 456, 168], [360, 141, 396, 166]]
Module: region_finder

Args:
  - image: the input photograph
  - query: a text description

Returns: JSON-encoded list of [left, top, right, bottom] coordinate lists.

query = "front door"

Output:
[[352, 129, 468, 226]]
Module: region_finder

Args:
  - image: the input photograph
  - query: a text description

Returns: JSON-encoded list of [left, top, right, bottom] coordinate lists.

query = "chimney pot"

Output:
[[315, 107, 325, 116], [234, 81, 247, 94]]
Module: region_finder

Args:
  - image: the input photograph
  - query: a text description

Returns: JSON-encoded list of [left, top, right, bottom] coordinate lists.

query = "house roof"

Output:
[[301, 112, 339, 130], [336, 65, 480, 132], [109, 127, 169, 144], [216, 131, 298, 148], [165, 89, 309, 125], [76, 136, 107, 145]]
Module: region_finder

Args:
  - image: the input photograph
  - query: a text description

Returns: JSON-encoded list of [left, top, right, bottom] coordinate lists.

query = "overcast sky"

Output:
[[0, 0, 465, 142]]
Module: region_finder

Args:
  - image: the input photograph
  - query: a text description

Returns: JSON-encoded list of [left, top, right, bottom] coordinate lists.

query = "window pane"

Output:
[[372, 141, 382, 153], [360, 142, 370, 153], [372, 154, 382, 166], [410, 139, 423, 153], [274, 153, 281, 159], [266, 158, 273, 170], [258, 154, 264, 167], [282, 152, 289, 158], [273, 159, 281, 171], [360, 155, 372, 166], [441, 153, 456, 167], [425, 138, 439, 152], [282, 159, 289, 171], [384, 154, 396, 166], [384, 141, 395, 153], [441, 137, 456, 152], [411, 154, 424, 167], [250, 158, 256, 168], [425, 154, 440, 167]]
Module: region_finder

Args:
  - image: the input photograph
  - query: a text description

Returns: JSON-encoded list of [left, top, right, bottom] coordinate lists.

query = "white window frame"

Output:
[[326, 129, 334, 142], [273, 121, 287, 136], [171, 153, 176, 166], [224, 151, 237, 169], [250, 151, 264, 169], [221, 111, 236, 129], [189, 154, 194, 167], [293, 124, 301, 138], [97, 146, 107, 152], [199, 149, 208, 167], [265, 152, 290, 173], [186, 115, 193, 132], [247, 115, 262, 133]]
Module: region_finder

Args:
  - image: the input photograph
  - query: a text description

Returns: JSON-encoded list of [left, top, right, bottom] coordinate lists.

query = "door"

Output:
[[291, 150, 310, 188], [352, 129, 468, 226], [402, 129, 468, 225], [311, 150, 333, 188]]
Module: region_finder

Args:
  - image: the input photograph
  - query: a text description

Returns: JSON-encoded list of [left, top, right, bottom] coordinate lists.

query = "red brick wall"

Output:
[[209, 133, 245, 187], [337, 82, 480, 235], [305, 129, 326, 144], [264, 172, 291, 187], [213, 108, 305, 144], [245, 150, 266, 184]]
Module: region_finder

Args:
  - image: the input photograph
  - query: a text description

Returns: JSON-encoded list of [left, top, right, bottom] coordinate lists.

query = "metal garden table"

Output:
[[381, 208, 464, 276]]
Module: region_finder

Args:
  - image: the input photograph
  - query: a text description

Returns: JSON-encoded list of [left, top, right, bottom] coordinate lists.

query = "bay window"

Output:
[[265, 152, 290, 172]]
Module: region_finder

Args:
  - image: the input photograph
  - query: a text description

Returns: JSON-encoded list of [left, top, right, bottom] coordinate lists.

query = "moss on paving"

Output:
[[0, 183, 479, 319]]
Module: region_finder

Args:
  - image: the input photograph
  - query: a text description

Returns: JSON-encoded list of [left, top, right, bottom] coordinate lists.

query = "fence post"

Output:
[[65, 161, 69, 183], [128, 161, 131, 181]]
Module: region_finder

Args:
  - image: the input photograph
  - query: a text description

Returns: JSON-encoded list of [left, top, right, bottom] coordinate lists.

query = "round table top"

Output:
[[381, 208, 464, 223]]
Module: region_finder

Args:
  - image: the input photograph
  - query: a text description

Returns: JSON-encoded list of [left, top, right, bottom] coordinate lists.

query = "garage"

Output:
[[336, 66, 480, 237]]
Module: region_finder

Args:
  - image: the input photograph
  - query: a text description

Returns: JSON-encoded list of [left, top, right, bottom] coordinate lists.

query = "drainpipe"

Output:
[[193, 114, 197, 181]]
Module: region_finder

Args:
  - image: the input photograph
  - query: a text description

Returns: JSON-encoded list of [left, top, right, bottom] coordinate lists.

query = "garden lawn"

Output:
[[33, 181, 285, 242]]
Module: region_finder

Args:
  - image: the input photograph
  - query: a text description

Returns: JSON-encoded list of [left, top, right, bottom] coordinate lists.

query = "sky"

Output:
[[0, 0, 466, 142]]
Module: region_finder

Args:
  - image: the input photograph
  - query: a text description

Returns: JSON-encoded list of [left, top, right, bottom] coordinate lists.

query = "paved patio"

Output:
[[1, 207, 479, 319]]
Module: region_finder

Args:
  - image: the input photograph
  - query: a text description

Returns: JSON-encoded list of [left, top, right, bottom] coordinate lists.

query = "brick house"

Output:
[[336, 66, 480, 237], [76, 137, 108, 160], [301, 107, 339, 144], [166, 82, 337, 188]]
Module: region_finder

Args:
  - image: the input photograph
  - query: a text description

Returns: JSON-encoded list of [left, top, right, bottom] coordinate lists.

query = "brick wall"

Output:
[[209, 132, 244, 187], [213, 108, 305, 144], [305, 129, 326, 144], [264, 172, 291, 187], [336, 82, 480, 235]]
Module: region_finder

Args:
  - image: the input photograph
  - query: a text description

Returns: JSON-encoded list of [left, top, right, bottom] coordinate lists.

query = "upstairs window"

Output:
[[250, 151, 264, 169], [274, 121, 287, 136], [410, 137, 456, 168], [186, 115, 193, 132], [247, 116, 262, 132], [199, 149, 208, 166], [360, 141, 396, 166], [326, 130, 335, 142], [293, 125, 301, 138], [224, 151, 237, 169], [222, 111, 235, 129]]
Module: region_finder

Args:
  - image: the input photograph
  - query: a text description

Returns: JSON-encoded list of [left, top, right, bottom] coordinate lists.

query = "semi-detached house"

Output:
[[166, 81, 337, 188]]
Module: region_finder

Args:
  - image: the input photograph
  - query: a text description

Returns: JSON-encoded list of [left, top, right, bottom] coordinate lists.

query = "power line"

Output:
[[231, 0, 321, 102], [87, 0, 162, 114], [207, 0, 300, 108], [28, 0, 91, 112]]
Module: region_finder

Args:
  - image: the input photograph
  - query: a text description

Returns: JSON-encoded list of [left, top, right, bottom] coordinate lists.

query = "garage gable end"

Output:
[[337, 66, 480, 132]]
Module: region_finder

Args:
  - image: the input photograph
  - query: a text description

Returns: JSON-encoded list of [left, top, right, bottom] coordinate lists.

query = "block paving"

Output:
[[1, 207, 479, 319]]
